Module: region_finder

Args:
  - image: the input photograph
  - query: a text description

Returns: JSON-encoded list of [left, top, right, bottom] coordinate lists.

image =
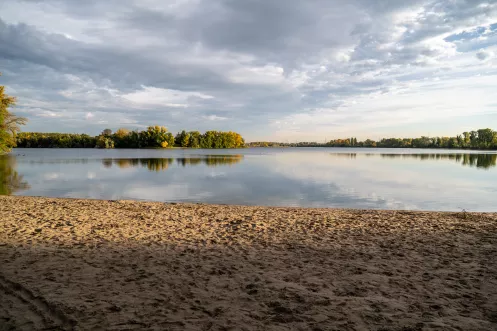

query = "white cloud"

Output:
[[122, 86, 213, 108], [476, 48, 495, 61], [227, 65, 285, 85], [43, 173, 60, 180], [203, 115, 228, 121], [335, 52, 351, 63], [35, 110, 60, 118], [273, 73, 497, 140]]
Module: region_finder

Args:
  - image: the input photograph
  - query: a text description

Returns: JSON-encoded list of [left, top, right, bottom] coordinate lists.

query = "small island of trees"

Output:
[[15, 128, 245, 149]]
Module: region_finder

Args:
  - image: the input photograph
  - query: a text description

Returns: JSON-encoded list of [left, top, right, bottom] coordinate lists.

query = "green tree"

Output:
[[175, 130, 191, 148], [462, 132, 470, 148], [96, 135, 115, 149], [102, 129, 113, 137], [188, 131, 201, 148], [448, 137, 459, 148], [477, 128, 494, 149], [166, 132, 175, 147], [128, 130, 141, 148], [181, 132, 190, 148], [200, 131, 215, 148], [139, 126, 172, 148], [470, 131, 478, 148], [16, 133, 96, 148], [363, 139, 376, 147], [15, 129, 246, 149], [456, 135, 463, 147], [112, 128, 131, 148], [114, 128, 130, 139]]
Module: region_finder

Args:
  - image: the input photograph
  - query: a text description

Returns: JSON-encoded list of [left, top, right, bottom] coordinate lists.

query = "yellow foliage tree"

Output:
[[2, 73, 27, 153]]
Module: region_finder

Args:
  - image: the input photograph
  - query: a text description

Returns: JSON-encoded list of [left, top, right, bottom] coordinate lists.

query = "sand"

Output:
[[0, 196, 496, 331]]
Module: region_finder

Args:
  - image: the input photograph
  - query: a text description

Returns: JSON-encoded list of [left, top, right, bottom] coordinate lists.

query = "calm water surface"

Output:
[[1, 148, 497, 211]]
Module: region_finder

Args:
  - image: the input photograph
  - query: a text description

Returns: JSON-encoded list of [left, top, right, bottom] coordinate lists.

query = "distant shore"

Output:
[[1, 196, 496, 330]]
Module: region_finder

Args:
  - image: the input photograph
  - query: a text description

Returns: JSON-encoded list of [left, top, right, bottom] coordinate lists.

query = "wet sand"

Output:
[[0, 196, 496, 331]]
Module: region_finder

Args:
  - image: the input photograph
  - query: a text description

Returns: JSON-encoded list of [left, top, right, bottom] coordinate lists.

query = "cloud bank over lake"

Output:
[[1, 0, 496, 140]]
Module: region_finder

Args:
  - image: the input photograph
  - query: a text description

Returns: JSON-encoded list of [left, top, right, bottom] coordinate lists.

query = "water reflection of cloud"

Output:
[[7, 149, 497, 211], [107, 151, 495, 210], [266, 152, 496, 211], [207, 172, 227, 178], [123, 184, 214, 202], [43, 173, 60, 180]]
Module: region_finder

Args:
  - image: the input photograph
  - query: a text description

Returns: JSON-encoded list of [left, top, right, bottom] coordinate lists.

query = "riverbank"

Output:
[[1, 196, 496, 330]]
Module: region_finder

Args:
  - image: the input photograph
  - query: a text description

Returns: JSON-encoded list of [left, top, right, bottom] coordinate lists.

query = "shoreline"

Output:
[[10, 146, 497, 151], [6, 194, 497, 213], [1, 196, 496, 330]]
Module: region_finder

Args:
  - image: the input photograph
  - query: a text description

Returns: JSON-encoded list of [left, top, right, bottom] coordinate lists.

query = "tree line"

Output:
[[16, 127, 245, 149], [247, 128, 497, 150]]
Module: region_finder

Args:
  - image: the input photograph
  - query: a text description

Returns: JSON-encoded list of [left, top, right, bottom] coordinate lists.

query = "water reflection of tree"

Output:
[[103, 155, 243, 172], [461, 154, 497, 169], [102, 158, 173, 171], [0, 155, 29, 195], [140, 158, 174, 172], [176, 158, 203, 167], [328, 153, 357, 159], [177, 155, 244, 167], [375, 153, 497, 169]]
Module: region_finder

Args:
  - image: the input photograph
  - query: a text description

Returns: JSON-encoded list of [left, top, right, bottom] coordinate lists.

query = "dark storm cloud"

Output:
[[0, 18, 229, 92], [0, 0, 496, 139]]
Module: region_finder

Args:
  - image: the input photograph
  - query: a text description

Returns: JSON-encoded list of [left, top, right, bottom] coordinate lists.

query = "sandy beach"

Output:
[[0, 196, 496, 331]]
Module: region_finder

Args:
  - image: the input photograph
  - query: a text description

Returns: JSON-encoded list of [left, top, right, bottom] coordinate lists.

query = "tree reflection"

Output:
[[461, 154, 497, 169], [0, 155, 29, 195], [176, 158, 203, 167], [376, 153, 497, 169], [103, 155, 243, 172], [140, 158, 174, 172], [328, 153, 357, 159], [102, 159, 113, 168], [194, 155, 244, 167]]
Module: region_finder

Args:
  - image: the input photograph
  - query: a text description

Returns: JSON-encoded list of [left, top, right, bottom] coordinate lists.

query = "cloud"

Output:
[[122, 86, 214, 108], [37, 110, 60, 118], [203, 115, 228, 121], [476, 48, 495, 60], [1, 0, 497, 140]]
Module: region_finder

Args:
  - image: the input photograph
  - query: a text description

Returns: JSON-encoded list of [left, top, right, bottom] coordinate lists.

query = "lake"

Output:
[[1, 148, 497, 211]]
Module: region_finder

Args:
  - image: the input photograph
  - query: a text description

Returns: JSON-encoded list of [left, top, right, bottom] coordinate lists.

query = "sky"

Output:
[[0, 0, 496, 142]]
